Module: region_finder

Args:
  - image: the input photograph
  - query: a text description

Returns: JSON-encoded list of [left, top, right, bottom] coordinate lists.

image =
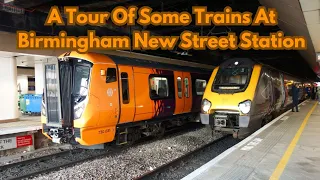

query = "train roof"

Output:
[[217, 57, 313, 82], [60, 51, 214, 74], [219, 58, 255, 68], [107, 54, 212, 74]]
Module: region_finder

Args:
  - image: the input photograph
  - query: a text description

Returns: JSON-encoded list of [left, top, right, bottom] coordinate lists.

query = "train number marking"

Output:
[[98, 129, 111, 134], [240, 138, 263, 151]]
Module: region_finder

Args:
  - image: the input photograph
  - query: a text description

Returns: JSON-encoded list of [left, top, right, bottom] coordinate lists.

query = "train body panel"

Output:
[[132, 68, 154, 122], [118, 65, 136, 124], [42, 51, 212, 146], [200, 58, 311, 139], [190, 72, 210, 112]]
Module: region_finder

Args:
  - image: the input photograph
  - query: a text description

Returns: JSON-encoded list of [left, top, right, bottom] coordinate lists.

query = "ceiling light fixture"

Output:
[[4, 0, 14, 3]]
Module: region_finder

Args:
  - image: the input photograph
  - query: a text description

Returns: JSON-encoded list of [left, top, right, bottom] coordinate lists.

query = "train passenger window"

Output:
[[121, 72, 129, 104], [106, 68, 117, 83], [149, 76, 169, 99], [196, 79, 207, 95], [177, 77, 182, 98], [184, 78, 189, 98]]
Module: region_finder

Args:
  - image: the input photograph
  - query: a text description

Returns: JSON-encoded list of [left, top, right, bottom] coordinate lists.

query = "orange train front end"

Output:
[[41, 52, 119, 146]]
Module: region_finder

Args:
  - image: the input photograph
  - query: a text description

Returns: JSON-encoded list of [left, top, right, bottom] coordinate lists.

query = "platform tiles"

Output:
[[182, 100, 320, 180], [0, 116, 42, 154], [0, 116, 41, 136]]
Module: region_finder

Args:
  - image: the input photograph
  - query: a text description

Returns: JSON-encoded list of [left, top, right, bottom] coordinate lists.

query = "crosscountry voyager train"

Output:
[[200, 58, 311, 139], [41, 51, 212, 146]]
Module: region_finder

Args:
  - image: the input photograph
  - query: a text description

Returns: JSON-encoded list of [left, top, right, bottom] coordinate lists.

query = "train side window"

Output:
[[150, 76, 169, 99], [184, 78, 189, 98], [177, 77, 182, 98], [121, 72, 129, 104], [196, 79, 207, 95], [106, 68, 117, 83]]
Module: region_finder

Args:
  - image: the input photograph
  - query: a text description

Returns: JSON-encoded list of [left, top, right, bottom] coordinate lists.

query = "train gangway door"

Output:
[[183, 72, 192, 113], [174, 71, 185, 114], [118, 65, 135, 124]]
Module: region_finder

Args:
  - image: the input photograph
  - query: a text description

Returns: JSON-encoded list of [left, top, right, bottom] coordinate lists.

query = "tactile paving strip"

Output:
[[216, 106, 312, 180]]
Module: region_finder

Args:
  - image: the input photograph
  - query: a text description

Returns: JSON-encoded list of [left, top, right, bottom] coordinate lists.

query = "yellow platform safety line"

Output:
[[270, 101, 318, 180]]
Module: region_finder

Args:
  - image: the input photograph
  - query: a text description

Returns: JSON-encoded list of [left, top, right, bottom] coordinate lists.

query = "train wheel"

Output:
[[261, 119, 267, 127], [232, 131, 239, 138], [154, 126, 165, 139]]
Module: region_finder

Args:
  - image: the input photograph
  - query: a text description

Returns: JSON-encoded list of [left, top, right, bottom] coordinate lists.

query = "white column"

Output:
[[0, 57, 19, 121], [34, 62, 44, 95], [17, 75, 29, 94]]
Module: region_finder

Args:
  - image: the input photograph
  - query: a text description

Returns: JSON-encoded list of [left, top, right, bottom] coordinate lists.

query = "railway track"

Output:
[[133, 135, 240, 180], [0, 123, 204, 180], [0, 148, 109, 180], [131, 101, 308, 180]]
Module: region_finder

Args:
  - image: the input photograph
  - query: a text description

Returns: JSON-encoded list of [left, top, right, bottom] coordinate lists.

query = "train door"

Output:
[[183, 72, 192, 113], [149, 74, 175, 118], [174, 71, 184, 114], [98, 65, 120, 127], [279, 73, 286, 108], [283, 75, 293, 107], [118, 65, 135, 124], [267, 69, 275, 112], [253, 69, 270, 117]]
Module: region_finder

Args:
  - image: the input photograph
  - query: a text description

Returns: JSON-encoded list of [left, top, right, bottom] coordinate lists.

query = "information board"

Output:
[[0, 135, 33, 151]]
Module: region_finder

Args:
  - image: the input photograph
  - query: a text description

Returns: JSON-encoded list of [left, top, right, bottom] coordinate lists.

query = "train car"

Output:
[[200, 58, 312, 139], [41, 51, 212, 146]]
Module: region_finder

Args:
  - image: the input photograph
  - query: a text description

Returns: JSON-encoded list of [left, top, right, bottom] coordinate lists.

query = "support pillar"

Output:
[[17, 75, 29, 94], [34, 62, 44, 95], [0, 57, 19, 122]]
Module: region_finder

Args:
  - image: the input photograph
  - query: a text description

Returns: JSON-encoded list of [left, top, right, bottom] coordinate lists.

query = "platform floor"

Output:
[[0, 116, 41, 135], [183, 100, 320, 180]]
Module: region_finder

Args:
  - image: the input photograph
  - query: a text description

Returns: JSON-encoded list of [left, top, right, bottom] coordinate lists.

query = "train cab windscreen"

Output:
[[212, 67, 252, 93], [73, 65, 90, 103]]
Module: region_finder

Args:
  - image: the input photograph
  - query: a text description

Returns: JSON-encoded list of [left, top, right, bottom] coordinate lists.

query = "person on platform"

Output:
[[314, 85, 318, 100], [311, 85, 316, 100], [292, 83, 299, 112], [307, 87, 311, 99]]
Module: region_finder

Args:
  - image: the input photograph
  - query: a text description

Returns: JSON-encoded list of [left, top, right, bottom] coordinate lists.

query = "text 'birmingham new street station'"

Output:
[[16, 6, 307, 53]]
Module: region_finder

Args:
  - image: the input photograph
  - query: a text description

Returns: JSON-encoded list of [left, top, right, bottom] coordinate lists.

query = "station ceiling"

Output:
[[1, 0, 319, 80]]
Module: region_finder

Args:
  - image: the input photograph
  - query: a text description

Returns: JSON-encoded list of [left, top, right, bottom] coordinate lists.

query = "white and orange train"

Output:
[[41, 51, 212, 146]]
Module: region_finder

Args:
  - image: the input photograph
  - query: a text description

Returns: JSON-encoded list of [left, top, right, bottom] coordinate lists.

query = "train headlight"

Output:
[[201, 99, 212, 113], [238, 100, 251, 114]]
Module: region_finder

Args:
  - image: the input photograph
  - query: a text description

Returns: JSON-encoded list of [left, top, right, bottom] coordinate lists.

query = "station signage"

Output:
[[0, 135, 33, 151]]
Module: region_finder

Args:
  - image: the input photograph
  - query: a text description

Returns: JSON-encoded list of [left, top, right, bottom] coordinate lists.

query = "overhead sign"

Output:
[[0, 135, 33, 151]]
